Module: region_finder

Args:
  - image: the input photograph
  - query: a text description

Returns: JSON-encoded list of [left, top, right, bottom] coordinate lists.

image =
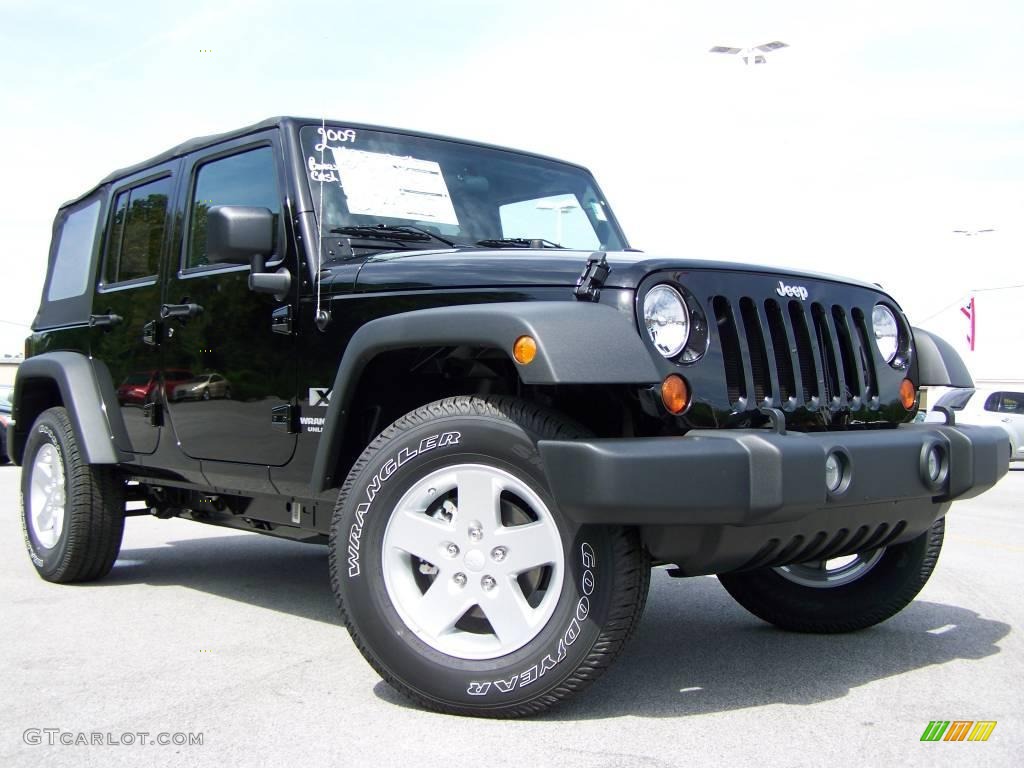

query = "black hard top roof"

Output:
[[63, 116, 589, 209]]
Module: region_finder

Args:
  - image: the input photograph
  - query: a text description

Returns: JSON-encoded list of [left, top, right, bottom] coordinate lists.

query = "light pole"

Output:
[[536, 201, 578, 245]]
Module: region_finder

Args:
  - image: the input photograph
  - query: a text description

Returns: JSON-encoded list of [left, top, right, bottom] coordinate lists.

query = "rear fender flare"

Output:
[[12, 351, 128, 465]]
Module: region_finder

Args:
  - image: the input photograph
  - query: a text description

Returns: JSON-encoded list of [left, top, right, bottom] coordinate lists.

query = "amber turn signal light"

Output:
[[513, 335, 537, 365], [899, 378, 916, 410], [661, 375, 690, 414]]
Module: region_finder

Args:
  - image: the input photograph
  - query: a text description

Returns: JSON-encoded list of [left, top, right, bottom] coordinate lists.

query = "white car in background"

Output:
[[927, 387, 1024, 463]]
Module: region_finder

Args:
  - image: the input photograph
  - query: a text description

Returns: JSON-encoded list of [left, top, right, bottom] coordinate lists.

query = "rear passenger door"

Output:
[[989, 391, 1024, 457], [91, 162, 179, 455], [161, 133, 297, 466]]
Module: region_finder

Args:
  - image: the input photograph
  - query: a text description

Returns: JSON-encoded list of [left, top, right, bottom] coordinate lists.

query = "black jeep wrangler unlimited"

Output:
[[9, 117, 1009, 717]]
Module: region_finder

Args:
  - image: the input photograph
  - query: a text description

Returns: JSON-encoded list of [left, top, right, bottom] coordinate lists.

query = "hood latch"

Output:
[[574, 252, 609, 302]]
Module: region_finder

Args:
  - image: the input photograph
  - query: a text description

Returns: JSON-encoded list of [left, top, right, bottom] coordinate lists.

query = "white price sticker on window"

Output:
[[329, 147, 459, 225]]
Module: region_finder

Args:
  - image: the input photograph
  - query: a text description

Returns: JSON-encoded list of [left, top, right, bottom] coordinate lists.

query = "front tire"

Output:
[[329, 396, 649, 717], [21, 407, 125, 583], [718, 518, 944, 633]]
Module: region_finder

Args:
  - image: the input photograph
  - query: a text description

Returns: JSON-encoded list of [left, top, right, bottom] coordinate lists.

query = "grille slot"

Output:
[[765, 300, 795, 402], [832, 305, 861, 400], [812, 303, 840, 403], [714, 296, 746, 403], [789, 301, 819, 401], [852, 307, 877, 398], [739, 298, 771, 403]]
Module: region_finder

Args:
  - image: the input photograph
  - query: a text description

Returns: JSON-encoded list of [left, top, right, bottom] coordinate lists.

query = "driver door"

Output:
[[161, 133, 297, 466]]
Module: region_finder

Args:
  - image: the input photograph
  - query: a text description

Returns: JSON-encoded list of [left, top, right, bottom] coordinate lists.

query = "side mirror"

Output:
[[206, 205, 291, 298], [207, 206, 273, 265]]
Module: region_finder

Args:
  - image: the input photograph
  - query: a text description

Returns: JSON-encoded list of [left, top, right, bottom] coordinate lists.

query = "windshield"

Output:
[[300, 125, 626, 253]]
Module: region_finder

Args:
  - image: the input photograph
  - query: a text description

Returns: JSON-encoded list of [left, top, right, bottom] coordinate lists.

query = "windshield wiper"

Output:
[[475, 237, 565, 249], [330, 224, 458, 248]]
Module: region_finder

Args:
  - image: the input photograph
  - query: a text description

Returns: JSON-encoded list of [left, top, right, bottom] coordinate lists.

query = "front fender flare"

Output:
[[913, 327, 974, 388], [311, 301, 659, 491]]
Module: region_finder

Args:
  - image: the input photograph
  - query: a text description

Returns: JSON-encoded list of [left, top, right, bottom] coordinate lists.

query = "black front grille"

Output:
[[713, 296, 876, 410]]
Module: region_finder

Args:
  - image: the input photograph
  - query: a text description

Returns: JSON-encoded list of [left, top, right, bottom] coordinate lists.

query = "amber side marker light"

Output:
[[513, 335, 537, 365], [900, 378, 917, 410], [662, 375, 690, 414]]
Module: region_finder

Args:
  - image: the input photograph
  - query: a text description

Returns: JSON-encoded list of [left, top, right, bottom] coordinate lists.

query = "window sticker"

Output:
[[328, 147, 459, 225]]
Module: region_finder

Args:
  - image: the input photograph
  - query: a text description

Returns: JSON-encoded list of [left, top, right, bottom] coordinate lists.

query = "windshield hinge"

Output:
[[574, 252, 610, 302]]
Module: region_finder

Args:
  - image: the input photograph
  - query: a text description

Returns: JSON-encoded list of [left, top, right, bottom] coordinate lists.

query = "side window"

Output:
[[48, 198, 102, 301], [186, 146, 280, 269], [983, 392, 1001, 412], [101, 176, 173, 285], [998, 392, 1024, 414]]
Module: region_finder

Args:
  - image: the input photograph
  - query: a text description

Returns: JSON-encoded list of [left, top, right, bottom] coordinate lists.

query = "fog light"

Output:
[[513, 335, 537, 365], [927, 446, 944, 483], [825, 452, 845, 493]]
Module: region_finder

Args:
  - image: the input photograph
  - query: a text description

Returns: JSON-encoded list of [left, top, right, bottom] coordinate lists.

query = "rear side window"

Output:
[[997, 392, 1024, 414], [185, 146, 280, 269], [934, 388, 974, 411], [47, 199, 102, 301], [102, 176, 173, 285]]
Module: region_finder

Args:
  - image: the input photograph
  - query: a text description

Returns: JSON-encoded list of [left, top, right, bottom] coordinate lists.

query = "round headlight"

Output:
[[644, 285, 690, 358], [872, 304, 899, 364]]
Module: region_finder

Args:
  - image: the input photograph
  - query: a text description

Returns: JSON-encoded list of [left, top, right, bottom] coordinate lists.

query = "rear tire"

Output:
[[718, 518, 944, 633], [329, 396, 650, 717], [21, 407, 125, 583]]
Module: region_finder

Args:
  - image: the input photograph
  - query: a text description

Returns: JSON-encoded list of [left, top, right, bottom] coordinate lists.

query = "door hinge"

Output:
[[574, 251, 609, 302], [272, 304, 293, 335], [271, 403, 298, 433], [144, 402, 163, 427], [142, 320, 161, 346]]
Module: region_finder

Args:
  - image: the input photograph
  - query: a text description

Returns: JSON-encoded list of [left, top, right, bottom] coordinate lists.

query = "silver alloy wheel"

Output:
[[29, 443, 67, 550], [382, 463, 565, 660], [773, 549, 885, 589]]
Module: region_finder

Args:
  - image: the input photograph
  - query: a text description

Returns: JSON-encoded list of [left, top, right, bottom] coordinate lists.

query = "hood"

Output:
[[347, 248, 889, 298]]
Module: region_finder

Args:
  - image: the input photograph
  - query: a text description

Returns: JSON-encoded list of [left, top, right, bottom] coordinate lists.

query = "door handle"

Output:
[[1001, 417, 1011, 423], [160, 303, 204, 320], [89, 313, 123, 328]]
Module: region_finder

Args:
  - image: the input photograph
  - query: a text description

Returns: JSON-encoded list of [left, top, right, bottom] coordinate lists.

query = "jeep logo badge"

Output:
[[776, 280, 809, 300]]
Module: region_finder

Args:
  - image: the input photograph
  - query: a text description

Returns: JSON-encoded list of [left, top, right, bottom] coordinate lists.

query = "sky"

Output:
[[1, 0, 1021, 378]]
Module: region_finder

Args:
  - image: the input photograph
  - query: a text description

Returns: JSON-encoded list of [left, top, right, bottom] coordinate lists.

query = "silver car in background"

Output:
[[927, 387, 1024, 463]]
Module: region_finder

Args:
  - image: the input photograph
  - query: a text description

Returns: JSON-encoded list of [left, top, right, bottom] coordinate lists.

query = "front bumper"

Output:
[[538, 423, 1009, 574]]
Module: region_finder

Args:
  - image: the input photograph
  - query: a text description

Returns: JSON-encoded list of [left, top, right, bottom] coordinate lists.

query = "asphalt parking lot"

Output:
[[1, 464, 1021, 767]]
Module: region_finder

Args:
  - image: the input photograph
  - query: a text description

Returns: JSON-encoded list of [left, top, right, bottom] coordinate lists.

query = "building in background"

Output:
[[918, 285, 1023, 409], [0, 354, 23, 388]]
